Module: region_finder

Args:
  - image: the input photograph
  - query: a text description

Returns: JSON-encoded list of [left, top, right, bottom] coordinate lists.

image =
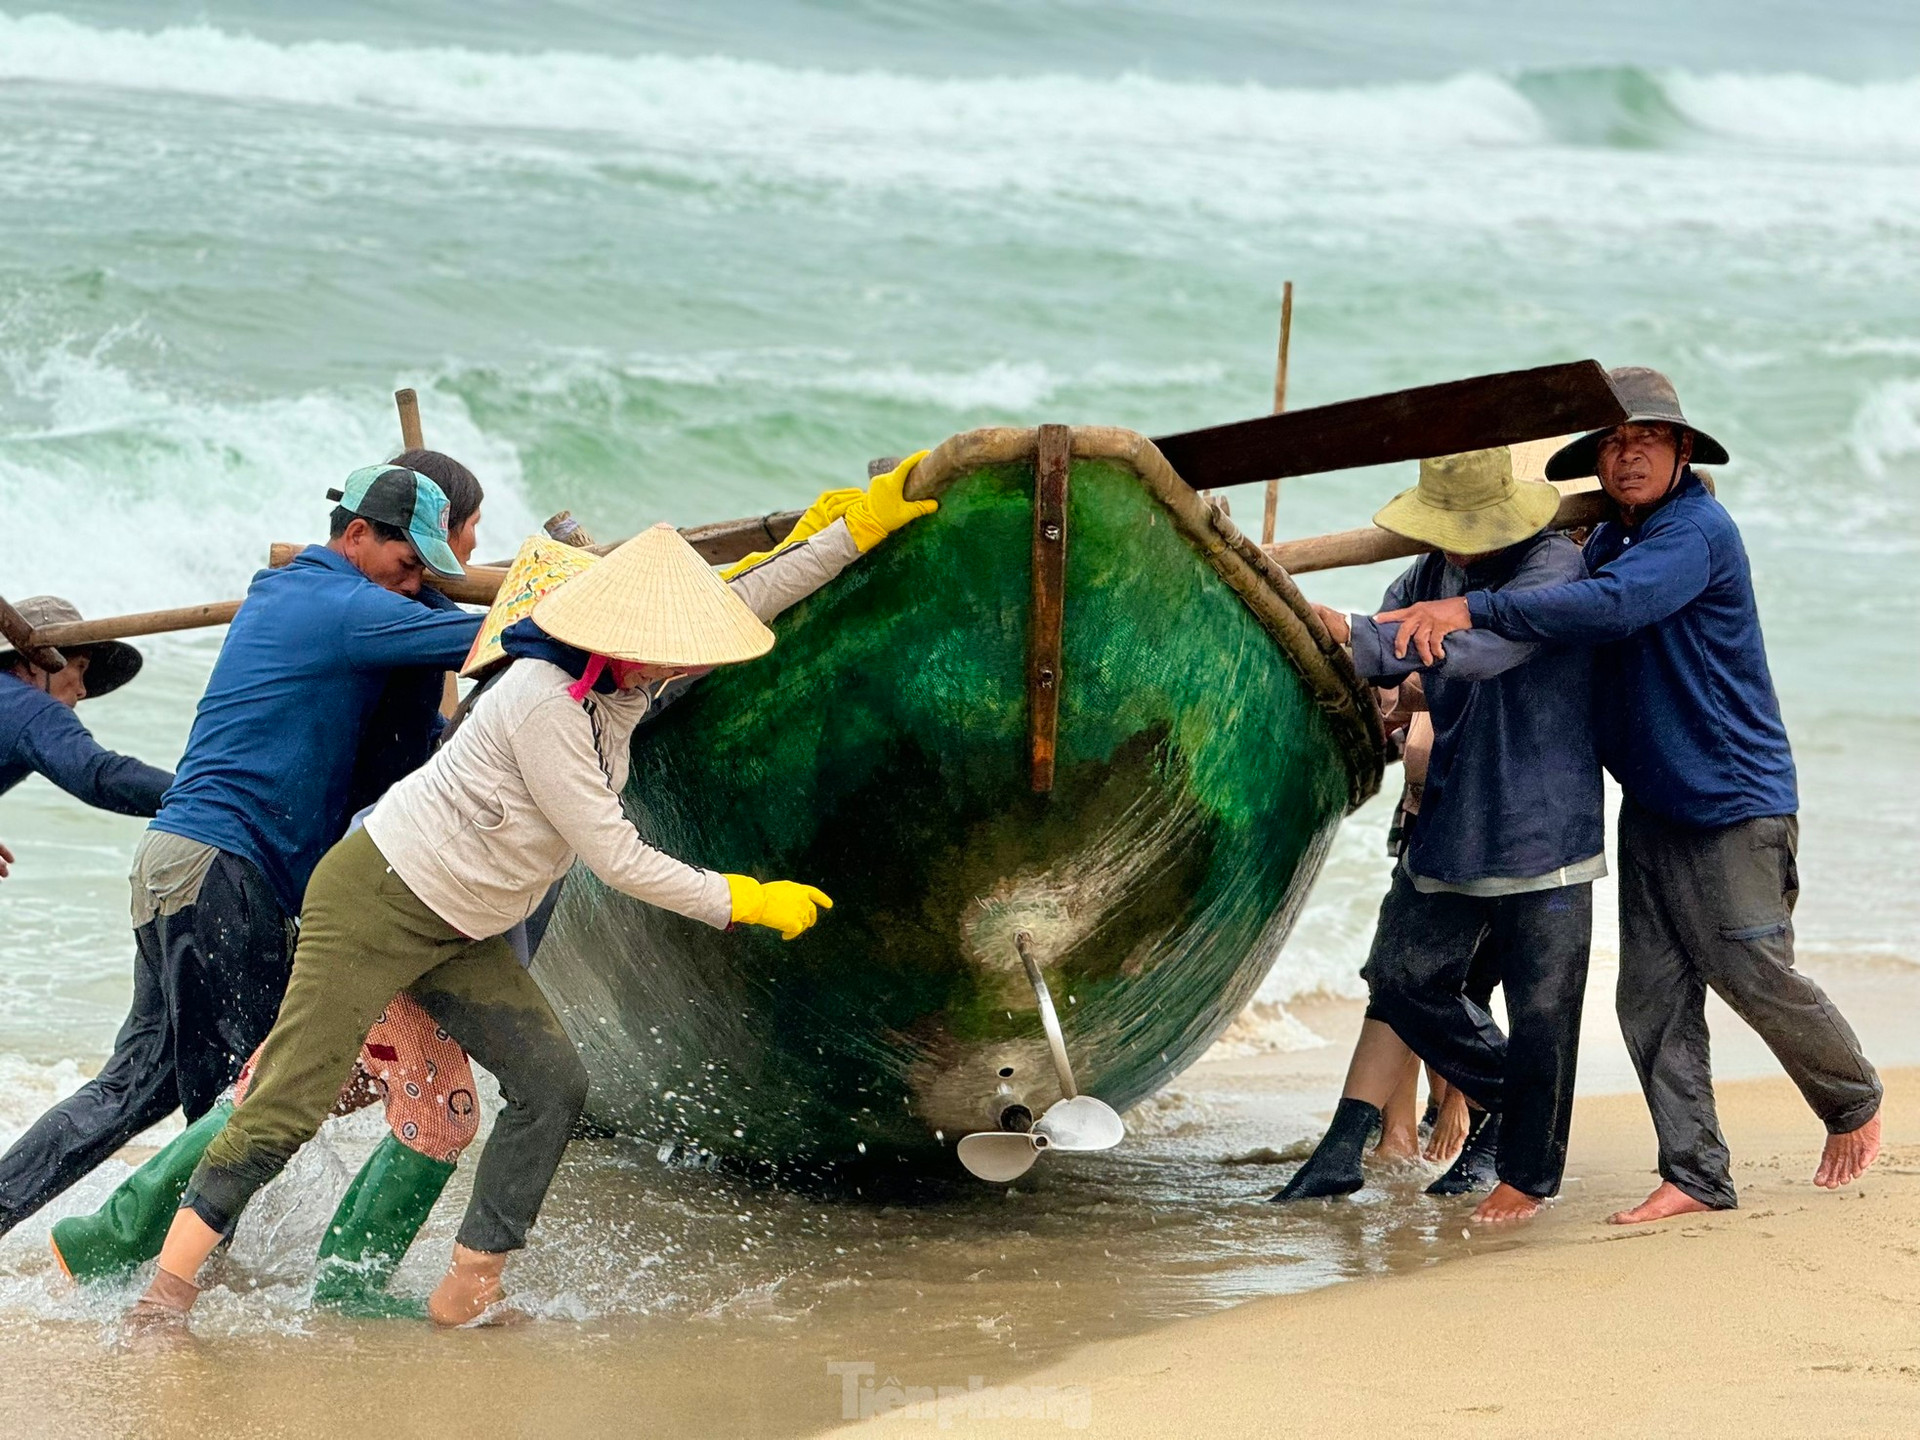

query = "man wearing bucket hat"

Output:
[[129, 456, 937, 1330], [1273, 447, 1601, 1225], [1379, 367, 1882, 1223], [1, 596, 172, 825], [0, 464, 485, 1241]]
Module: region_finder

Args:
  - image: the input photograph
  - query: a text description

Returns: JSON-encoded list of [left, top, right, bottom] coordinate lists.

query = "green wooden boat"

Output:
[[531, 425, 1382, 1172]]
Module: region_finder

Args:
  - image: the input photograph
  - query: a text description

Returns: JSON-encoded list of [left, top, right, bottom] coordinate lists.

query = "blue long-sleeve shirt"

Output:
[[1350, 532, 1602, 886], [0, 674, 172, 816], [151, 546, 482, 914], [1466, 470, 1796, 829]]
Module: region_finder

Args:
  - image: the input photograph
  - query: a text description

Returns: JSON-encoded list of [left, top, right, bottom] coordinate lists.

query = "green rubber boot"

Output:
[[311, 1134, 456, 1319], [50, 1100, 233, 1283]]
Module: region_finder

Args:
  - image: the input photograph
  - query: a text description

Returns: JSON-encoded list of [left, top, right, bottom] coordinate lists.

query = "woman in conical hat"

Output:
[[132, 456, 938, 1329]]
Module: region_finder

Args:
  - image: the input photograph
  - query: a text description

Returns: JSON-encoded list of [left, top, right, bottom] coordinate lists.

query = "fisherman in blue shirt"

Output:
[[1271, 447, 1601, 1226], [0, 464, 484, 1238], [0, 597, 173, 886], [1380, 368, 1883, 1224]]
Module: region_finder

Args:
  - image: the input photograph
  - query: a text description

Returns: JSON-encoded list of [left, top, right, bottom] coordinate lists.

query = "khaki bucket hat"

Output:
[[0, 596, 143, 697], [532, 523, 775, 666], [1373, 447, 1561, 555], [461, 535, 600, 678], [1545, 366, 1729, 481]]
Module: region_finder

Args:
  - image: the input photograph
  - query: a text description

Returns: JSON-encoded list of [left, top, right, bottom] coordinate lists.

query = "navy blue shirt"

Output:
[[151, 546, 482, 915], [0, 674, 172, 816], [1351, 533, 1602, 886], [1467, 470, 1796, 829]]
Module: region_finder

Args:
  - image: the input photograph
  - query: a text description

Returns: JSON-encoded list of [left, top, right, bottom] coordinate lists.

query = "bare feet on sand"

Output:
[[1814, 1111, 1881, 1189], [1471, 1182, 1540, 1225], [1608, 1181, 1716, 1226]]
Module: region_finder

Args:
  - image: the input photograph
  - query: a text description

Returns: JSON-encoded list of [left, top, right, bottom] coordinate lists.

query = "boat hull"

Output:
[[532, 427, 1379, 1169]]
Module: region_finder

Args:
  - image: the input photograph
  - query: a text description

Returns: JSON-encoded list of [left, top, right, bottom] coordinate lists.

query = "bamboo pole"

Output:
[[395, 388, 424, 451], [1266, 483, 1609, 575], [0, 595, 67, 672], [1261, 281, 1293, 546]]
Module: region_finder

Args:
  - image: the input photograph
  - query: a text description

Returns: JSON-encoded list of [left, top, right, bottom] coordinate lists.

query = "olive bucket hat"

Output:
[[1544, 366, 1729, 481], [0, 596, 143, 697], [1373, 447, 1561, 555]]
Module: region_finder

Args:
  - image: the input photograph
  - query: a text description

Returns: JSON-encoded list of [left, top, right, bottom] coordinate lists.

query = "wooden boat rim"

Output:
[[907, 425, 1384, 811]]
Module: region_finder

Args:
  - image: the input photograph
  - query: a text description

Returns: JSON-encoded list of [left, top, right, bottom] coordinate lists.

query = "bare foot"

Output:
[[1425, 1092, 1470, 1165], [1608, 1181, 1715, 1226], [1472, 1182, 1541, 1225], [1376, 1125, 1422, 1162], [1814, 1111, 1881, 1189]]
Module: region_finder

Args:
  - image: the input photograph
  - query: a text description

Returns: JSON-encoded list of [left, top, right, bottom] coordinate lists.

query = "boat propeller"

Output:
[[956, 931, 1125, 1183]]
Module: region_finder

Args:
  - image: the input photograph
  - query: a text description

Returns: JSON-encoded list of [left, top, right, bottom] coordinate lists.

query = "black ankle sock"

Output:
[[1270, 1097, 1380, 1202], [1426, 1110, 1501, 1196]]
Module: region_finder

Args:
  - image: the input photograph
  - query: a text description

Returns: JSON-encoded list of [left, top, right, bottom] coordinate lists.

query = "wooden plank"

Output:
[[1028, 424, 1071, 794], [1153, 359, 1625, 490], [1266, 485, 1611, 575], [0, 595, 66, 671]]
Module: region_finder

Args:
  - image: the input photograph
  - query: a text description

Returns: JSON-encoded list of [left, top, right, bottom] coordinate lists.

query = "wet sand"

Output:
[[1, 955, 1913, 1438], [859, 1067, 1920, 1438]]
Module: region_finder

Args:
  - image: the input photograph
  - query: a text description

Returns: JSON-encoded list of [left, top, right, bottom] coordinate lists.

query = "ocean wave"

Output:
[[3, 13, 1917, 167], [0, 13, 1545, 161], [1850, 375, 1920, 479], [0, 340, 541, 615]]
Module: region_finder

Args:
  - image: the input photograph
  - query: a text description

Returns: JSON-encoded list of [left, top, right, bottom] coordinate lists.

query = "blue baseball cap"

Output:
[[326, 465, 464, 580]]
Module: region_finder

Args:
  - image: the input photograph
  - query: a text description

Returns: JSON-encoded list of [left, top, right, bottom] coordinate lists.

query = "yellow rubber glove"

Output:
[[719, 486, 867, 581], [843, 450, 938, 553], [724, 874, 834, 941]]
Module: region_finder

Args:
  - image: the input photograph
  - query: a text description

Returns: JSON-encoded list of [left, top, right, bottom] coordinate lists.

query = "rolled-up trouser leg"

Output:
[[1652, 811, 1882, 1135], [1616, 803, 1736, 1209], [1362, 870, 1506, 1110], [1487, 883, 1592, 1198], [182, 829, 466, 1234], [409, 945, 589, 1255]]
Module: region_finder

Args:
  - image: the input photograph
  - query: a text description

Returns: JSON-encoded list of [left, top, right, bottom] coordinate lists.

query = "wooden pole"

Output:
[[0, 595, 66, 672], [543, 511, 597, 548], [395, 389, 424, 451], [1261, 281, 1293, 546], [1266, 484, 1610, 575]]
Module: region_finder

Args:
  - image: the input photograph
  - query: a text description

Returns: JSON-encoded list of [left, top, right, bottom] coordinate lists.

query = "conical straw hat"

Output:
[[532, 522, 775, 666], [461, 534, 601, 678]]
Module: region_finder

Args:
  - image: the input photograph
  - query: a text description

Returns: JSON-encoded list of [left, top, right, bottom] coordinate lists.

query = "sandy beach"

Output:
[[828, 1067, 1920, 1438]]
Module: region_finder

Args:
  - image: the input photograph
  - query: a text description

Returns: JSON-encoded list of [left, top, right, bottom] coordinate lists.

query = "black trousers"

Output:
[[1363, 868, 1593, 1198], [1617, 802, 1880, 1210], [0, 849, 293, 1236]]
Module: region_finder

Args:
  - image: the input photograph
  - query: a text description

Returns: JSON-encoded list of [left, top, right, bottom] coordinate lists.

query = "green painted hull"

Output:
[[532, 427, 1379, 1169]]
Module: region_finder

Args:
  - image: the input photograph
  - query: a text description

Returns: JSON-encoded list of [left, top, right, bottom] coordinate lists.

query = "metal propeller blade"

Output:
[[953, 930, 1127, 1181], [1033, 1094, 1125, 1152], [957, 1129, 1049, 1183]]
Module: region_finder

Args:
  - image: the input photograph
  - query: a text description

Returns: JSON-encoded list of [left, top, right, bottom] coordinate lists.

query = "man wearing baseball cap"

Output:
[[0, 464, 484, 1238]]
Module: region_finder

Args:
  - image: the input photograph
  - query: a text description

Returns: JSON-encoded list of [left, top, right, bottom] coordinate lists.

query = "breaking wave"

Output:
[[3, 11, 1916, 168]]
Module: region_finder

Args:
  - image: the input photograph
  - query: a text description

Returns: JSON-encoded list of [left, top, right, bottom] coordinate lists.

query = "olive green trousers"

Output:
[[183, 826, 588, 1254]]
